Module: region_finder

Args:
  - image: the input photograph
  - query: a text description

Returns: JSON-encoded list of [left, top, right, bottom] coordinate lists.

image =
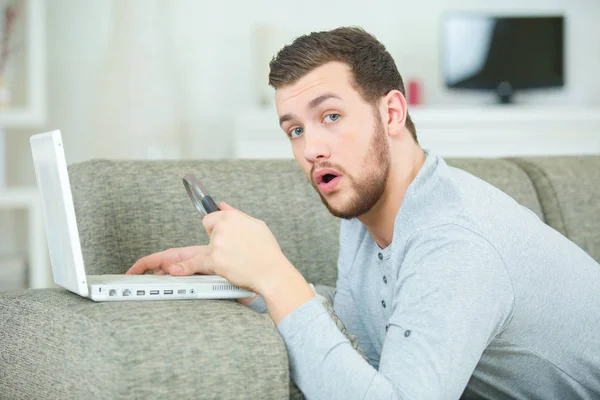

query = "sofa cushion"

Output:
[[0, 289, 288, 399], [509, 156, 600, 262]]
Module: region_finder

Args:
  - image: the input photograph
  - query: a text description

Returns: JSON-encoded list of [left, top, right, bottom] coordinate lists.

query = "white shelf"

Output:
[[0, 187, 38, 206], [0, 187, 50, 289], [233, 105, 600, 159], [0, 1, 48, 288], [236, 105, 600, 138], [0, 0, 47, 129], [408, 105, 600, 126], [0, 106, 46, 127]]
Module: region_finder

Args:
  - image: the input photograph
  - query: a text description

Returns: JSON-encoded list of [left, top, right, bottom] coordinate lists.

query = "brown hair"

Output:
[[269, 26, 417, 142]]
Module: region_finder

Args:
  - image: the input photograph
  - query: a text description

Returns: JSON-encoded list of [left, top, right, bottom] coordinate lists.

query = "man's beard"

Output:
[[311, 111, 391, 219]]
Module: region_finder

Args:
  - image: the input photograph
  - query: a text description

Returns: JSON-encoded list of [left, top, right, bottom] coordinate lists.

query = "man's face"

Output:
[[275, 62, 391, 219]]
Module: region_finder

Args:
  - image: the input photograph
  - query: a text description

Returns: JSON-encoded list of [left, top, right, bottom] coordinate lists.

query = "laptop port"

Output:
[[164, 290, 173, 295], [122, 289, 131, 296], [136, 290, 145, 296], [149, 290, 159, 295], [177, 289, 186, 295], [109, 289, 117, 297]]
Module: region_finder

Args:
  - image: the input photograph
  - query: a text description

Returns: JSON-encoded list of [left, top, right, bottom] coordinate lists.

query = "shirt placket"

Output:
[[377, 250, 391, 333]]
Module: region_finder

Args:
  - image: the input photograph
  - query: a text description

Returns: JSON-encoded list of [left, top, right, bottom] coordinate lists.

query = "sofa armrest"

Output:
[[0, 289, 289, 399]]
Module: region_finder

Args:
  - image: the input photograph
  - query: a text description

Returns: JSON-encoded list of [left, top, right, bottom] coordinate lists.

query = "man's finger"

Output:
[[203, 204, 252, 237], [126, 253, 165, 275], [202, 211, 226, 236], [220, 202, 253, 219], [166, 260, 196, 275], [126, 247, 201, 275], [169, 252, 212, 276], [219, 202, 238, 212]]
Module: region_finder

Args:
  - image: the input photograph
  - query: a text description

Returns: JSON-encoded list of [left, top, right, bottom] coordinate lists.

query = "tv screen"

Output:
[[443, 14, 564, 96]]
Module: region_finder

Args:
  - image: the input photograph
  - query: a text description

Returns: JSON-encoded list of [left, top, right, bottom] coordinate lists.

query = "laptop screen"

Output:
[[30, 130, 89, 296]]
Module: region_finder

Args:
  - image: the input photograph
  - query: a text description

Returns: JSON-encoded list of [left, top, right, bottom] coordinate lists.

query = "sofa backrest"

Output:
[[68, 155, 595, 287], [510, 156, 600, 263], [69, 159, 340, 286]]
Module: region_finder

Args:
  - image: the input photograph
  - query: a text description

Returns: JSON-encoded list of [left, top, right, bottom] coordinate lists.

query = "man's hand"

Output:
[[126, 245, 258, 305], [201, 202, 293, 295], [126, 202, 314, 319], [201, 202, 314, 321], [202, 203, 315, 325], [126, 245, 210, 276]]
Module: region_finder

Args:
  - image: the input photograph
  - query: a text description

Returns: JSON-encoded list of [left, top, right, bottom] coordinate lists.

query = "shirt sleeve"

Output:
[[246, 285, 336, 315], [276, 225, 514, 400], [246, 295, 268, 314]]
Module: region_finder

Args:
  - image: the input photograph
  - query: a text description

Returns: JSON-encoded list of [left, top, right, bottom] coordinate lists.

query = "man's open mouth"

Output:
[[322, 174, 337, 184], [314, 169, 343, 193]]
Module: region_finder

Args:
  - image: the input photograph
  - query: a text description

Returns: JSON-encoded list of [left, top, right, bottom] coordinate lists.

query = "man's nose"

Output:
[[303, 129, 331, 163]]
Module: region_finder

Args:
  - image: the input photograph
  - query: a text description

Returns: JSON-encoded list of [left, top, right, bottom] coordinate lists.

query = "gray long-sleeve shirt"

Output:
[[251, 151, 600, 399]]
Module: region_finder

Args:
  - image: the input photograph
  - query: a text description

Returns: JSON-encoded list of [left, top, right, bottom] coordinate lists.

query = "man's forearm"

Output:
[[236, 294, 258, 306], [259, 259, 316, 325]]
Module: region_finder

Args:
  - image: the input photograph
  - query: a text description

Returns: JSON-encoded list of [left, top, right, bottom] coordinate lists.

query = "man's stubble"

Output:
[[314, 109, 391, 220]]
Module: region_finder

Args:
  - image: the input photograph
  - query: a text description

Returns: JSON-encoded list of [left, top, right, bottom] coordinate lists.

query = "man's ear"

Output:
[[383, 90, 408, 137]]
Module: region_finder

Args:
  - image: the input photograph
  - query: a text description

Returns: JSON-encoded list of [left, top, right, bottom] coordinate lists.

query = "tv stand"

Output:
[[496, 81, 514, 104]]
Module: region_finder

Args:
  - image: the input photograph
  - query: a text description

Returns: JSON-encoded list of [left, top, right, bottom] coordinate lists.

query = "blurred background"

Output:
[[1, 0, 599, 290]]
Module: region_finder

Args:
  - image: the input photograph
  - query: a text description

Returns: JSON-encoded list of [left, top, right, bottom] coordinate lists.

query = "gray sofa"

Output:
[[1, 155, 599, 399]]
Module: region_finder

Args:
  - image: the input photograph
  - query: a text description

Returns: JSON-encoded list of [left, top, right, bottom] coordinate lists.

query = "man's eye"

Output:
[[289, 127, 304, 138], [324, 113, 340, 123]]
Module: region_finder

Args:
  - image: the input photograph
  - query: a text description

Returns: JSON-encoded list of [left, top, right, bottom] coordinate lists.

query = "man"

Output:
[[127, 27, 600, 399]]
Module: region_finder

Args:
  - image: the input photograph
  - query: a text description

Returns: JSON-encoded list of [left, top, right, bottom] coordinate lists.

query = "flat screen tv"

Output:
[[442, 14, 564, 103]]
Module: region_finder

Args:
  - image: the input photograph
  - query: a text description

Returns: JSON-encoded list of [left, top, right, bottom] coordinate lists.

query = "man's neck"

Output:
[[358, 146, 426, 249]]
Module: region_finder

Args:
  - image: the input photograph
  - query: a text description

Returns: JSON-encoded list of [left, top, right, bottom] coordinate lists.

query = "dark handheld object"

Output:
[[182, 174, 220, 216]]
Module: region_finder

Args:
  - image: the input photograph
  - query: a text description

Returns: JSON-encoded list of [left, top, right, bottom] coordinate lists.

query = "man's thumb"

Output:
[[168, 252, 209, 276], [219, 201, 237, 212], [167, 261, 195, 276]]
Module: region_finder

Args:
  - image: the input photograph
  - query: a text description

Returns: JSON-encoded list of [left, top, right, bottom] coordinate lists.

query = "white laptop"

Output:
[[30, 130, 255, 301]]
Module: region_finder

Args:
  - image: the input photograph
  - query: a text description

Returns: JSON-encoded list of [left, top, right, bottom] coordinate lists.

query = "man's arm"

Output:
[[244, 284, 336, 315], [265, 226, 514, 400]]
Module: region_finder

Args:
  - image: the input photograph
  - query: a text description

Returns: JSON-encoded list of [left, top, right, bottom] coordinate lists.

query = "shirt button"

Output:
[[378, 253, 383, 260], [385, 325, 389, 332], [383, 276, 387, 284], [381, 300, 386, 308]]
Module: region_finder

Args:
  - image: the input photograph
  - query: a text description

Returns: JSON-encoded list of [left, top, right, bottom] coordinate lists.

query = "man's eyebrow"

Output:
[[279, 113, 296, 127], [308, 93, 341, 109], [279, 93, 341, 127]]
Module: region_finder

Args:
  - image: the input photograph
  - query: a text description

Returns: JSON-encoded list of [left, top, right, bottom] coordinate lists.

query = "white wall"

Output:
[[6, 0, 600, 187]]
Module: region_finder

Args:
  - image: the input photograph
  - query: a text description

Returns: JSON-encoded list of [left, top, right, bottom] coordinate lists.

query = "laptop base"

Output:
[[86, 274, 255, 301]]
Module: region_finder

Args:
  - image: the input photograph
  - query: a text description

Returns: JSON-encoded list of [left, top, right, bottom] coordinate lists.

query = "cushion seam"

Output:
[[506, 158, 569, 237]]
